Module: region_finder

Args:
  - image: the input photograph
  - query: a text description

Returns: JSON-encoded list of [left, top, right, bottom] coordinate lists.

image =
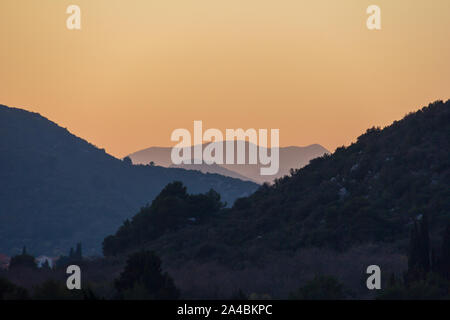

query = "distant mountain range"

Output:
[[129, 142, 329, 184], [0, 105, 258, 256]]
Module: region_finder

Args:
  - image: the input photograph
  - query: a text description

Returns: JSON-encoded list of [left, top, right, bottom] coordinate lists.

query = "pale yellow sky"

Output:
[[1, 0, 449, 157]]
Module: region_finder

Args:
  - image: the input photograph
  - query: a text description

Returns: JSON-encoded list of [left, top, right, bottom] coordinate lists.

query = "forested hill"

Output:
[[103, 100, 449, 261], [226, 100, 450, 250], [0, 105, 258, 256]]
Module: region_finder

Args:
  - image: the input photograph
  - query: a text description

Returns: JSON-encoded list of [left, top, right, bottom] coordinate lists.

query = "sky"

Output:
[[1, 0, 449, 158]]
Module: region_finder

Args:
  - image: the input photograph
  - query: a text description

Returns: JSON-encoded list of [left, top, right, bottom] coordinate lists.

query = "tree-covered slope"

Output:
[[223, 100, 450, 251], [102, 181, 226, 256], [0, 105, 258, 256], [104, 101, 450, 262]]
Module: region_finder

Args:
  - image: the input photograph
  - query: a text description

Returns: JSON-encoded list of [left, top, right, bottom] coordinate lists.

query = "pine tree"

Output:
[[75, 243, 82, 261]]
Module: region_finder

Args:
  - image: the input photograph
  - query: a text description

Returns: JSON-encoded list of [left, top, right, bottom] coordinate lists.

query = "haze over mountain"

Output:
[[0, 105, 258, 256], [129, 142, 329, 184], [171, 162, 252, 182]]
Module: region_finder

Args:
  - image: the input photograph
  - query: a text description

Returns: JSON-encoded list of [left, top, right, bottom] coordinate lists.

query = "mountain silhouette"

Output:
[[0, 105, 258, 256], [128, 142, 329, 184]]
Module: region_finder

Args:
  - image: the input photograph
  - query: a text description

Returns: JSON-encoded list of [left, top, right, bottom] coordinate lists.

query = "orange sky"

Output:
[[1, 0, 449, 158]]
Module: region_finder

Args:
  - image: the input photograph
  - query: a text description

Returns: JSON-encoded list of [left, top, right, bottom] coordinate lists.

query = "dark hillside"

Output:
[[0, 105, 258, 256]]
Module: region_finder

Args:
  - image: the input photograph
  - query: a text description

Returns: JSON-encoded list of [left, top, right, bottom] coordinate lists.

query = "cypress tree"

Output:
[[407, 215, 431, 282], [408, 221, 420, 272], [439, 224, 450, 279], [420, 213, 430, 273], [75, 243, 82, 261]]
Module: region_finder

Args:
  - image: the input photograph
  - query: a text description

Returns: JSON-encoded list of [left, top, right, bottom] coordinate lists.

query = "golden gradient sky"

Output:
[[1, 0, 449, 157]]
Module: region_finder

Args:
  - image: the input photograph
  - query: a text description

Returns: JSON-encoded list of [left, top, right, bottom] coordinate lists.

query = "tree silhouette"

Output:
[[115, 250, 179, 300], [75, 242, 82, 261], [407, 214, 431, 281], [122, 156, 132, 165], [103, 182, 224, 256], [9, 247, 37, 270], [438, 224, 450, 279]]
